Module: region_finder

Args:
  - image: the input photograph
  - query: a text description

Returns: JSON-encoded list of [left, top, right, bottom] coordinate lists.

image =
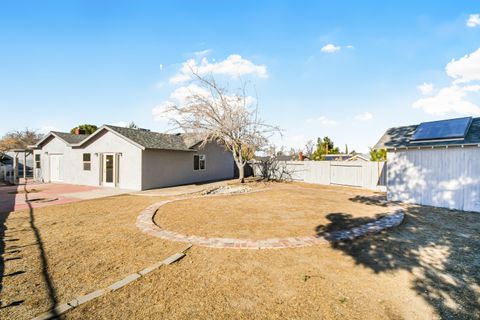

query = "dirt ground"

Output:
[[1, 182, 479, 319], [156, 183, 388, 239]]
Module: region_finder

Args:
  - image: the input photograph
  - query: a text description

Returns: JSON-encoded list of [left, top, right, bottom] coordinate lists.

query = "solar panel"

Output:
[[412, 117, 472, 141]]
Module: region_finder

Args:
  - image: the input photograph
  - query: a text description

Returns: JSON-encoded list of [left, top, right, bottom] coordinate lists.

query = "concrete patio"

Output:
[[0, 182, 130, 212]]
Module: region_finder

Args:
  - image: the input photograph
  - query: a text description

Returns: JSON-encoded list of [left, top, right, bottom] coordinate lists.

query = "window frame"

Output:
[[193, 154, 206, 171], [83, 153, 91, 171], [35, 154, 41, 169]]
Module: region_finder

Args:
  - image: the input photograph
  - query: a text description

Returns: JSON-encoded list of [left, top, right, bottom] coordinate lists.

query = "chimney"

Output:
[[298, 151, 304, 161], [75, 128, 86, 135]]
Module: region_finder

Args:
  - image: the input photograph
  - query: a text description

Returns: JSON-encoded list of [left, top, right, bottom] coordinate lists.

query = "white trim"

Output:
[[193, 154, 206, 171], [102, 153, 116, 187]]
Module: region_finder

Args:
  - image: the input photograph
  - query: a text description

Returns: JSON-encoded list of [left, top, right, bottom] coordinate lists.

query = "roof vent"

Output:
[[138, 128, 151, 132]]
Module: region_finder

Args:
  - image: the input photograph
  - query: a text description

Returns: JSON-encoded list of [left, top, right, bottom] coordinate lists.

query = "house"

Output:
[[375, 116, 480, 212], [321, 154, 355, 161], [31, 125, 234, 190], [346, 153, 370, 162]]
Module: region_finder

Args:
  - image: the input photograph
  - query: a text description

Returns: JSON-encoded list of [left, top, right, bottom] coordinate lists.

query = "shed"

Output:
[[375, 116, 480, 212]]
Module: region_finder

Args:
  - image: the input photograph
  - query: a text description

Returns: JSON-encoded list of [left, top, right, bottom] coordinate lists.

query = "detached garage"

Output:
[[375, 116, 480, 212]]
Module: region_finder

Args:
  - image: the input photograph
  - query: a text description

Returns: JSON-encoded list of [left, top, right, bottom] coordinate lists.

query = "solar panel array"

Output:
[[412, 117, 472, 141]]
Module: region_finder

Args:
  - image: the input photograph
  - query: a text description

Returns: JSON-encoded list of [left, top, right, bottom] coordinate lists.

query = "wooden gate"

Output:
[[330, 163, 363, 187]]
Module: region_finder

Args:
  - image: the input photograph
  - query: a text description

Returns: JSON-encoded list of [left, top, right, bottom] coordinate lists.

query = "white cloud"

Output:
[[346, 45, 355, 49], [152, 84, 210, 121], [159, 64, 164, 71], [306, 116, 337, 125], [412, 85, 480, 116], [169, 54, 268, 84], [417, 83, 435, 95], [413, 47, 480, 116], [466, 14, 480, 27], [354, 112, 373, 121], [321, 44, 341, 53], [152, 83, 256, 122], [445, 48, 480, 84]]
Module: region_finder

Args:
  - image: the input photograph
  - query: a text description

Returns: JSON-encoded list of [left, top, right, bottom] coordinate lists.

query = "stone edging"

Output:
[[32, 248, 190, 320], [136, 193, 405, 249]]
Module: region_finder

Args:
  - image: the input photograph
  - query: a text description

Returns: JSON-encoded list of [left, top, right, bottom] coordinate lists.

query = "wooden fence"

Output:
[[253, 160, 387, 191]]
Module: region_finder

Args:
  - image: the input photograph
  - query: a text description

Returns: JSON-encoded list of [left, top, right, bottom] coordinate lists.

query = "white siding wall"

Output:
[[34, 131, 143, 190], [141, 142, 234, 190], [387, 147, 480, 212]]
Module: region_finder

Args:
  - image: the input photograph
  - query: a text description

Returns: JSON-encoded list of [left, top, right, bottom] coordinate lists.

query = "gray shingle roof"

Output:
[[374, 117, 480, 149], [104, 125, 201, 151], [52, 132, 91, 144]]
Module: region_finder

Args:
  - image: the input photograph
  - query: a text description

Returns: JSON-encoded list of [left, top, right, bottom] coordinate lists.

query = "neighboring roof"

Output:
[[254, 155, 296, 162], [374, 117, 480, 149], [347, 154, 370, 161]]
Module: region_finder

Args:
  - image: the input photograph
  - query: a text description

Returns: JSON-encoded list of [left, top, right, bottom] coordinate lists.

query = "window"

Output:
[[83, 153, 91, 171], [193, 154, 206, 171], [35, 154, 41, 169]]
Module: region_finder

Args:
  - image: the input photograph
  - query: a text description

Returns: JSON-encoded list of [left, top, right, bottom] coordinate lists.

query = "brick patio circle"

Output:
[[136, 192, 405, 249]]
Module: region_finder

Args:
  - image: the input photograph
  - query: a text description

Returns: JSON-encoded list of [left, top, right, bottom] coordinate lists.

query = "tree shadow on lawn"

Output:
[[0, 183, 59, 316], [316, 196, 480, 320]]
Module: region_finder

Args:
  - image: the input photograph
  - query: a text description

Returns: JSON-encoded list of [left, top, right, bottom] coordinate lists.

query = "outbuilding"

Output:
[[375, 116, 480, 212], [31, 125, 234, 190]]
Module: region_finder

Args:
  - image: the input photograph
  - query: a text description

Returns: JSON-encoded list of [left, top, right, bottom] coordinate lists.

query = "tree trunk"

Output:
[[238, 163, 245, 183]]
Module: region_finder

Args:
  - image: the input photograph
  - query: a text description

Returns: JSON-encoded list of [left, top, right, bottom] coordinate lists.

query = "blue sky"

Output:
[[1, 1, 479, 152]]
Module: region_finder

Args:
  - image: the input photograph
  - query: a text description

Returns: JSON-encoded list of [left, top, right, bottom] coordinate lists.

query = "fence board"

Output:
[[253, 160, 386, 191]]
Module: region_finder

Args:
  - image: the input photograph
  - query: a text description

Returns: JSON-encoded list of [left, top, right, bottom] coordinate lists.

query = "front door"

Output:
[[102, 153, 116, 187], [50, 154, 64, 182]]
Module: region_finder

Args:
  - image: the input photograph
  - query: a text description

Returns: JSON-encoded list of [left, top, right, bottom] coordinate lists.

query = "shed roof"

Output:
[[374, 117, 480, 149]]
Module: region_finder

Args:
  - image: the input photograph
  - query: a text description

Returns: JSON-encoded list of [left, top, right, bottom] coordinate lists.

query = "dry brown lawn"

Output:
[[155, 183, 388, 239], [1, 182, 479, 320]]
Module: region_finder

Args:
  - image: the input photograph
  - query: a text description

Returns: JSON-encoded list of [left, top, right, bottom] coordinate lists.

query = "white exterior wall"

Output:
[[387, 147, 480, 212], [141, 142, 234, 190], [34, 130, 143, 190]]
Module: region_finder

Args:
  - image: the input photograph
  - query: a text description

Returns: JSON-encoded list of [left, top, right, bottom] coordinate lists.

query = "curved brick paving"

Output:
[[136, 194, 405, 249]]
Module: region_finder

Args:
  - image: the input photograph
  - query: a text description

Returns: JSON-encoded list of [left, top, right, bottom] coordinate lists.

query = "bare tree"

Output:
[[0, 129, 43, 152], [164, 70, 280, 183], [304, 140, 314, 159], [256, 156, 295, 181]]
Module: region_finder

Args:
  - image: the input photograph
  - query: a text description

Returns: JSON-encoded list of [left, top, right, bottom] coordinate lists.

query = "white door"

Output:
[[50, 154, 64, 182], [102, 153, 116, 187]]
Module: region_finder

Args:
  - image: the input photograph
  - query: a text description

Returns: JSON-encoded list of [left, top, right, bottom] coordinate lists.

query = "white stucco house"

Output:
[[375, 116, 480, 212], [31, 125, 234, 190]]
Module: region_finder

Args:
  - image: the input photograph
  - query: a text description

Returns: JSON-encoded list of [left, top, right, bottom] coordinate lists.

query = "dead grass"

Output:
[[155, 183, 388, 239], [0, 194, 185, 319], [1, 182, 479, 320]]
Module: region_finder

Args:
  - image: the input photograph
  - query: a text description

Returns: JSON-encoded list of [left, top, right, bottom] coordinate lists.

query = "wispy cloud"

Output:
[[194, 49, 213, 57], [354, 112, 373, 122], [466, 14, 480, 27], [306, 116, 337, 125]]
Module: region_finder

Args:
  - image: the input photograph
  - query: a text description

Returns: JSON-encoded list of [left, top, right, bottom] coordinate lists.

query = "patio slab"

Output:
[[0, 182, 129, 212]]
